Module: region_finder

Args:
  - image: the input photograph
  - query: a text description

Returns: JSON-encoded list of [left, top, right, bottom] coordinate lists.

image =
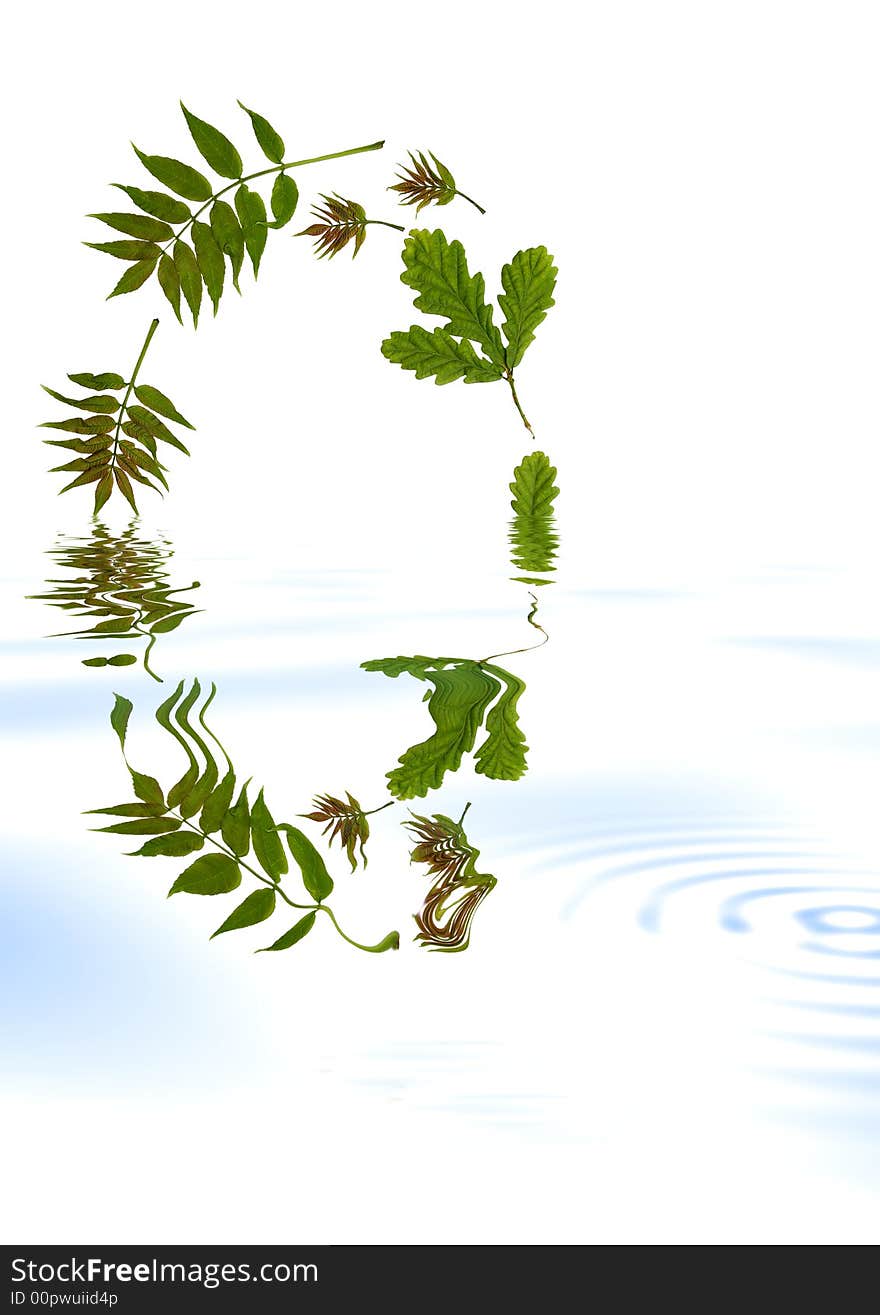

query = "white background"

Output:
[[2, 0, 880, 1245]]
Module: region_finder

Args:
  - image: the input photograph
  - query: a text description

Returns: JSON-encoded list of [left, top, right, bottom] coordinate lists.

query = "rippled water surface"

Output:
[[3, 530, 880, 1243]]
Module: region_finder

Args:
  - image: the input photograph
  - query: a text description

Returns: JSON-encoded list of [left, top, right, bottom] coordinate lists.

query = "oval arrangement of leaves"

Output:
[[37, 95, 561, 955]]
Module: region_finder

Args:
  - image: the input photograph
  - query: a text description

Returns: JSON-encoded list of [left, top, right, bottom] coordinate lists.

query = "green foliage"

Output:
[[508, 450, 559, 581], [382, 229, 557, 435], [389, 150, 484, 215], [39, 320, 191, 515], [88, 679, 398, 956], [87, 102, 385, 324], [28, 521, 201, 682], [405, 804, 497, 952], [361, 655, 529, 799]]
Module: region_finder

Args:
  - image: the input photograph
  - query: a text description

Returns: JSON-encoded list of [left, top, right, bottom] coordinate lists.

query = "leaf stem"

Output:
[[455, 190, 486, 215], [363, 800, 396, 817], [109, 318, 160, 480], [365, 219, 405, 233], [316, 904, 396, 953], [505, 371, 534, 438], [160, 139, 386, 255]]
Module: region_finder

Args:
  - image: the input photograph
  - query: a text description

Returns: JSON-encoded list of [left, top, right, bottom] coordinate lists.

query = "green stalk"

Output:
[[505, 371, 534, 438], [161, 139, 387, 255], [109, 317, 159, 478]]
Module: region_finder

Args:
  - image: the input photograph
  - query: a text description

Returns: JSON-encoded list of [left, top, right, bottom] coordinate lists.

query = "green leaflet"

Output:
[[126, 405, 191, 454], [211, 888, 276, 938], [473, 668, 528, 781], [200, 769, 235, 834], [250, 789, 288, 880], [67, 372, 125, 391], [509, 451, 559, 580], [133, 385, 194, 430], [234, 184, 267, 277], [381, 326, 504, 385], [498, 246, 558, 369], [89, 213, 174, 243], [130, 769, 165, 810], [132, 146, 213, 202], [157, 253, 182, 323], [362, 656, 529, 797], [174, 240, 202, 326], [237, 101, 285, 164], [269, 172, 298, 228], [180, 103, 243, 180], [86, 238, 162, 262], [107, 258, 158, 300], [258, 912, 315, 953], [191, 221, 225, 315], [42, 387, 119, 414], [168, 852, 242, 897], [398, 229, 505, 364], [277, 825, 334, 902], [128, 832, 205, 858], [96, 817, 181, 836], [111, 185, 192, 224], [221, 782, 251, 857], [110, 692, 132, 751], [210, 201, 245, 291]]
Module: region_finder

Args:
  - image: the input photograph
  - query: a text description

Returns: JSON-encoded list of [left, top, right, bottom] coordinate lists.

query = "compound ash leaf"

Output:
[[168, 852, 242, 897], [111, 185, 192, 224], [498, 246, 558, 370], [133, 385, 195, 430], [132, 146, 213, 202], [398, 229, 505, 365], [277, 825, 334, 903], [210, 887, 276, 938], [381, 325, 504, 385], [237, 101, 285, 164], [180, 103, 243, 180], [257, 911, 316, 953]]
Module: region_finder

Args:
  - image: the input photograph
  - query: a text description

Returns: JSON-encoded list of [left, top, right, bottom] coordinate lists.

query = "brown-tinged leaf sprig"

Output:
[[297, 195, 370, 259], [297, 194, 404, 259], [404, 803, 497, 953], [390, 150, 485, 216], [300, 791, 374, 872]]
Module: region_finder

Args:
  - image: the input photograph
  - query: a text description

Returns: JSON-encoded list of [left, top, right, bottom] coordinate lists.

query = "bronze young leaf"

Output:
[[297, 194, 403, 260], [389, 150, 485, 215], [405, 804, 497, 953]]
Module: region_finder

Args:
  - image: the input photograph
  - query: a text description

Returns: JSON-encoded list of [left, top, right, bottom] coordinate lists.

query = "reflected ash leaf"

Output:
[[27, 520, 201, 682]]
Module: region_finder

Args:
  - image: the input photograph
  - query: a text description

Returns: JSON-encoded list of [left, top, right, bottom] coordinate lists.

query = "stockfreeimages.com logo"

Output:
[[11, 1256, 318, 1294]]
